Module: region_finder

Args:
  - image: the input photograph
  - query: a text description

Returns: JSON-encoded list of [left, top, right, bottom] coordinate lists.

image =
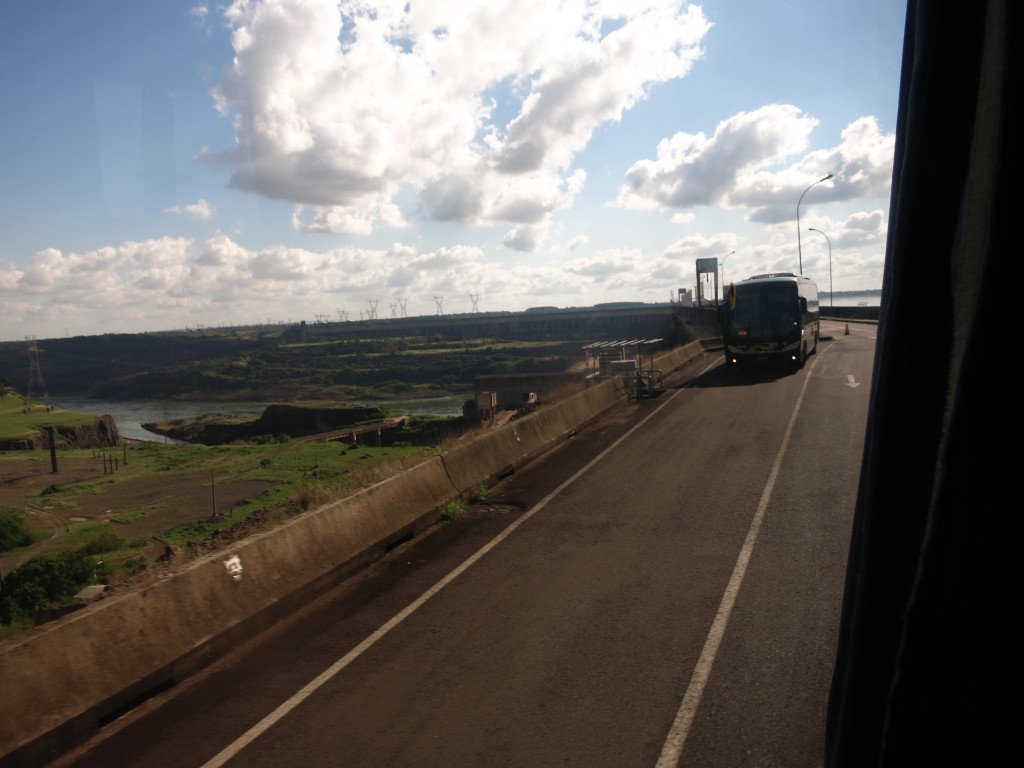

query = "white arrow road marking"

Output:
[[847, 375, 860, 388]]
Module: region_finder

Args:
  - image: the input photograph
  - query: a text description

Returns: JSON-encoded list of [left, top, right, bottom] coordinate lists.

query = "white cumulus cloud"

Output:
[[202, 0, 711, 249], [617, 107, 895, 226], [164, 199, 215, 220]]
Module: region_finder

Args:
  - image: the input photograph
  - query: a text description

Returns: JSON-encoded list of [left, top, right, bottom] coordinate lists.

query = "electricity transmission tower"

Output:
[[434, 295, 444, 315], [25, 336, 50, 410], [468, 293, 480, 313]]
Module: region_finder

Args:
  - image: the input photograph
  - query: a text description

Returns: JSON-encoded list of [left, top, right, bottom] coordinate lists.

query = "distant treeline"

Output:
[[0, 304, 697, 402], [0, 332, 581, 403]]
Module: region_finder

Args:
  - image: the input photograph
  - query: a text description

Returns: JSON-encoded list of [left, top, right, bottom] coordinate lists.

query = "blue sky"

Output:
[[0, 0, 906, 340]]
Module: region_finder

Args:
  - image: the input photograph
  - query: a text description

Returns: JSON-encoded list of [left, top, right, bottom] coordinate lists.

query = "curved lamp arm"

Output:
[[797, 174, 834, 274]]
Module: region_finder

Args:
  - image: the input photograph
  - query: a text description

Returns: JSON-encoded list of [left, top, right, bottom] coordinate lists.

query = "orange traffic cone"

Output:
[[844, 323, 850, 335]]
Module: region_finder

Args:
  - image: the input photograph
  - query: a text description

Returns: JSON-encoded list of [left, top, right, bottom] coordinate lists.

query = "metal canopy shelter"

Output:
[[582, 338, 665, 398]]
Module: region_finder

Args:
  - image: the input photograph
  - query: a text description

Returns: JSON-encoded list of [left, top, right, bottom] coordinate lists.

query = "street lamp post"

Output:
[[797, 174, 834, 274], [807, 228, 832, 307], [719, 250, 735, 299]]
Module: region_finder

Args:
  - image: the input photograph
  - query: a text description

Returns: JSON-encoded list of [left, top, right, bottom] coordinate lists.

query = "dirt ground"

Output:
[[0, 454, 275, 575]]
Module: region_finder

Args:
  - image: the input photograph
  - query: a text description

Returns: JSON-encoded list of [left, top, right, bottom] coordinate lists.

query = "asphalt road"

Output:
[[50, 320, 875, 768]]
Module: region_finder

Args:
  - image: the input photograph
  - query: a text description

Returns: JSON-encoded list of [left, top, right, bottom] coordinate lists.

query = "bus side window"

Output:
[[799, 296, 808, 313]]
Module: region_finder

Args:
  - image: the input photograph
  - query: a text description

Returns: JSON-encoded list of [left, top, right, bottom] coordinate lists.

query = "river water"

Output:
[[52, 395, 469, 443], [821, 291, 881, 307]]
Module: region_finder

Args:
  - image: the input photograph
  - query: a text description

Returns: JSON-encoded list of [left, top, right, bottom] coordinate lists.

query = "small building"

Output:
[[472, 372, 583, 415]]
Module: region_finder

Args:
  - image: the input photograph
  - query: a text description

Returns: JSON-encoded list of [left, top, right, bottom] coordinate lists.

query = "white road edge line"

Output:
[[655, 347, 827, 767], [201, 361, 713, 768]]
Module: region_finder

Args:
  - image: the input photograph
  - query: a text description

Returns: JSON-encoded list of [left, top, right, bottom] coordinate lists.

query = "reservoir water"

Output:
[[821, 291, 881, 307], [53, 395, 469, 443]]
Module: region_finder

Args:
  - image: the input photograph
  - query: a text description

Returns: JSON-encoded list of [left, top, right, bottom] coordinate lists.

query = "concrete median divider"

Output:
[[440, 377, 626, 493], [652, 339, 709, 374], [0, 454, 459, 767], [0, 375, 631, 767]]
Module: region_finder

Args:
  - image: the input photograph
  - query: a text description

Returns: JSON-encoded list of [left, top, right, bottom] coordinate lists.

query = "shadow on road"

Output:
[[682, 358, 803, 389]]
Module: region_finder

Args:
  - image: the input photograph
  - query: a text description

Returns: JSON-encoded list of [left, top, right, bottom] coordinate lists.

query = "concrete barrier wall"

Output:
[[0, 374, 632, 767], [652, 340, 708, 373], [440, 377, 624, 494], [819, 306, 880, 322]]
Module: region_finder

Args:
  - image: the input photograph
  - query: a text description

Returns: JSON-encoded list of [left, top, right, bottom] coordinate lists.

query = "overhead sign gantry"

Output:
[[695, 257, 720, 306]]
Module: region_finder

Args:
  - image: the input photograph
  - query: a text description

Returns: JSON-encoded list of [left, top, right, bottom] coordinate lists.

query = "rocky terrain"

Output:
[[0, 415, 121, 451]]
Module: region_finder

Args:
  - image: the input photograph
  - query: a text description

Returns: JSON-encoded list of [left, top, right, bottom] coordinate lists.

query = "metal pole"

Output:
[[797, 174, 833, 274], [719, 250, 735, 293], [46, 426, 57, 473]]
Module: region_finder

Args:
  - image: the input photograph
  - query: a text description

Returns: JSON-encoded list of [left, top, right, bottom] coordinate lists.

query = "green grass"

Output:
[[0, 618, 32, 641], [0, 399, 468, 636], [439, 499, 464, 521], [35, 480, 116, 504], [471, 483, 488, 503], [0, 525, 150, 634], [109, 508, 150, 524], [3, 507, 54, 547], [0, 394, 99, 441], [1, 436, 442, 639], [58, 521, 120, 549], [6, 438, 437, 554], [140, 440, 436, 546]]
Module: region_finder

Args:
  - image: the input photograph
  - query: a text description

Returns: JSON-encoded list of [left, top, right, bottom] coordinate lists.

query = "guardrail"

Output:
[[820, 306, 880, 322]]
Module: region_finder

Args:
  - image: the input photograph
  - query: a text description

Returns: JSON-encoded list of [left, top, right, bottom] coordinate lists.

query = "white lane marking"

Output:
[[846, 374, 860, 388], [201, 362, 715, 768], [655, 347, 826, 767]]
